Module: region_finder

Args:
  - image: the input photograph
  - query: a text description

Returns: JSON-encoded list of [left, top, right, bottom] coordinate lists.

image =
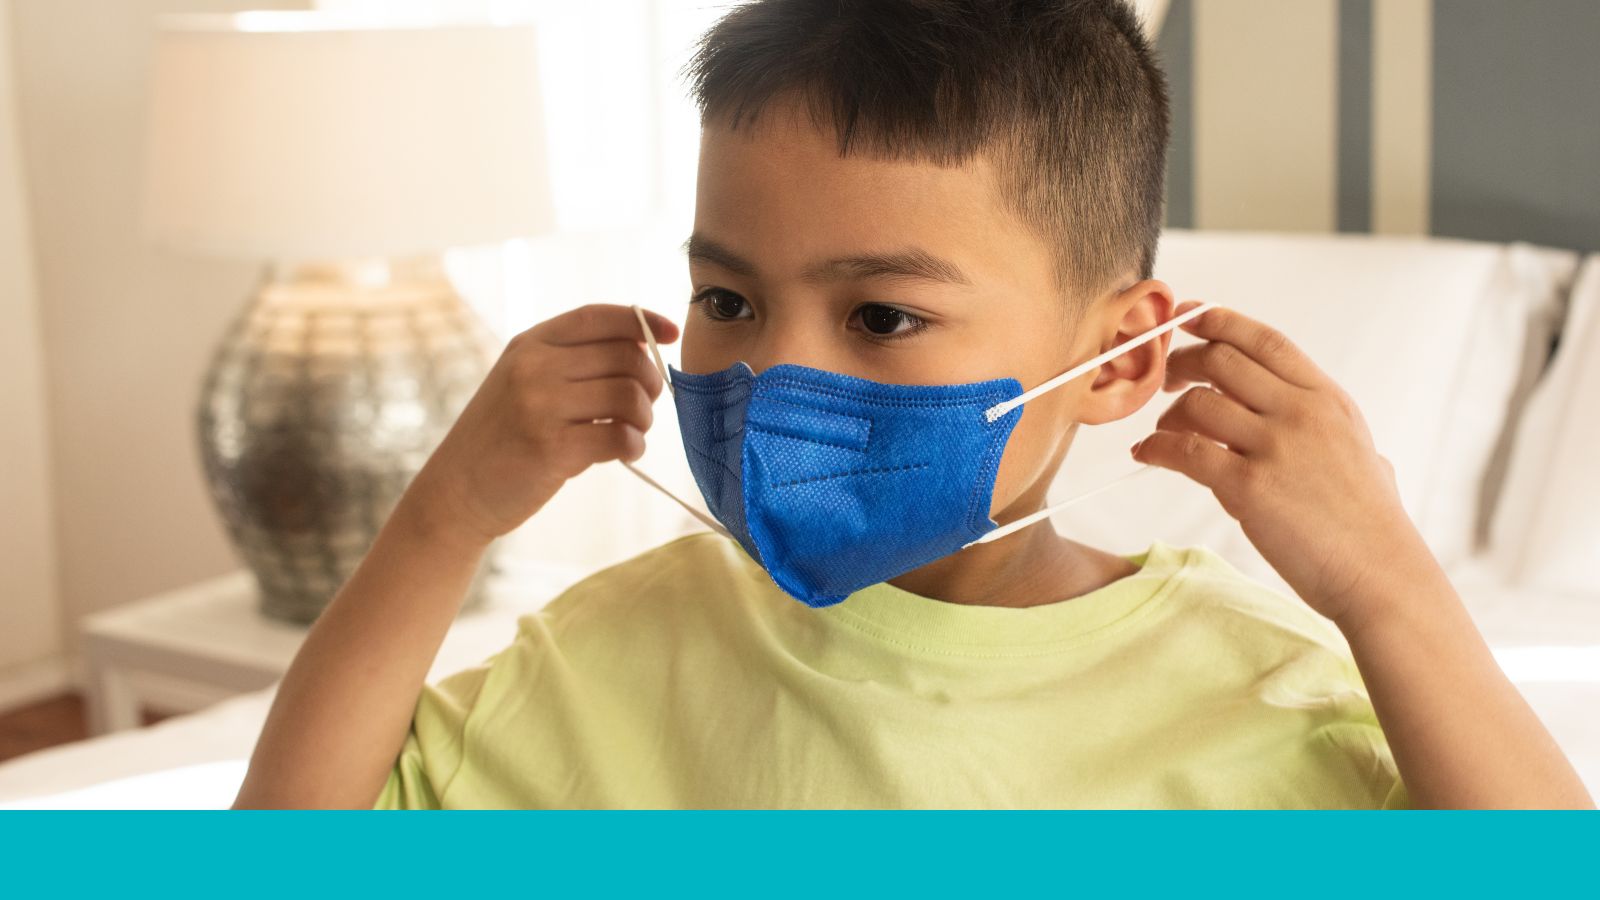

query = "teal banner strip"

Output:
[[3, 810, 1596, 896]]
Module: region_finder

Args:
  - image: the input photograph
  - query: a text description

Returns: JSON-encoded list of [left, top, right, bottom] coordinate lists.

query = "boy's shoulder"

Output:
[[1151, 542, 1357, 664], [1147, 543, 1373, 719], [1158, 544, 1346, 637]]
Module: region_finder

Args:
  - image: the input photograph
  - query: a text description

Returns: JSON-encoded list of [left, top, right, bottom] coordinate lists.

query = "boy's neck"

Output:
[[889, 524, 1138, 609]]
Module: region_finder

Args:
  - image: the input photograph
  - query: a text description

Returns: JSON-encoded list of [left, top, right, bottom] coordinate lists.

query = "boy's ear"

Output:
[[1076, 279, 1176, 426]]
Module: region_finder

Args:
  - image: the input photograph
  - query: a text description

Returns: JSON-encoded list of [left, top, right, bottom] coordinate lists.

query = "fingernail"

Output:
[[1129, 439, 1144, 457]]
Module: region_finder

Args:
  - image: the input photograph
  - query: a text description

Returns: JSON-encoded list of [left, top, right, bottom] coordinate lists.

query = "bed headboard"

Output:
[[1154, 0, 1600, 254]]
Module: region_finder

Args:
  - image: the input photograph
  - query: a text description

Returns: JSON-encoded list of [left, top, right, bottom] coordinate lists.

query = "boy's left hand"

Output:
[[1131, 301, 1436, 630]]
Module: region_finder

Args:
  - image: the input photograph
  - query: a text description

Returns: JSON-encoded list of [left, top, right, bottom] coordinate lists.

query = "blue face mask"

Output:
[[624, 304, 1213, 608]]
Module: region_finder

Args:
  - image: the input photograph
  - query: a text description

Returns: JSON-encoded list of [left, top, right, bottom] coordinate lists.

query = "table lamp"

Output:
[[141, 13, 555, 623]]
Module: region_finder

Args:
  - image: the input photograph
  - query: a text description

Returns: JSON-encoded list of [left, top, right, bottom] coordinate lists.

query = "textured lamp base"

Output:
[[198, 256, 500, 624]]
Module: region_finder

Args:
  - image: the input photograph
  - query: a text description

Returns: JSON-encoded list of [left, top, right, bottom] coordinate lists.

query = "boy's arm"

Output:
[[1133, 304, 1592, 809], [1340, 544, 1585, 809], [233, 494, 488, 809], [233, 305, 677, 809]]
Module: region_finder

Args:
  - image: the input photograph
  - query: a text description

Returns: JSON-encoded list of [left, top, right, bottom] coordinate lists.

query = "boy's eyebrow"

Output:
[[682, 233, 971, 286], [683, 234, 759, 277]]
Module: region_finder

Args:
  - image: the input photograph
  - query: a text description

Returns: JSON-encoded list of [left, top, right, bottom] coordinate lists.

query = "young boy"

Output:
[[236, 0, 1590, 809]]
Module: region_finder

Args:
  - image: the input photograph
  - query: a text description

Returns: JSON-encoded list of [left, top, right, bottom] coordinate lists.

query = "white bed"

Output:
[[4, 229, 1596, 808]]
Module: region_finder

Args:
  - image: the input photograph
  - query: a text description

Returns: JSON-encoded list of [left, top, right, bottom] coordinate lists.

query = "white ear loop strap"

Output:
[[968, 303, 1216, 547], [965, 466, 1161, 547], [633, 305, 674, 398], [621, 306, 731, 539], [620, 459, 731, 538], [983, 302, 1215, 422]]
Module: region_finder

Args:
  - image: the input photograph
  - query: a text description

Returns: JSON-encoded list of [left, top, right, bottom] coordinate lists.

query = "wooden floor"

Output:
[[0, 694, 176, 764], [0, 694, 89, 764]]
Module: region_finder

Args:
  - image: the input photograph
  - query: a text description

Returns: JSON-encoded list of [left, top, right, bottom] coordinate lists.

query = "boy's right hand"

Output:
[[399, 303, 679, 552]]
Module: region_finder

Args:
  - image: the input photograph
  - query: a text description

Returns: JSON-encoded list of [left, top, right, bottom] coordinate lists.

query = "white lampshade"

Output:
[[142, 13, 556, 260]]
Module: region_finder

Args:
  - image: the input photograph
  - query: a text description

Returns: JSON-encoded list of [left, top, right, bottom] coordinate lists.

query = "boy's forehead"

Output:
[[692, 103, 1050, 288], [696, 109, 997, 233]]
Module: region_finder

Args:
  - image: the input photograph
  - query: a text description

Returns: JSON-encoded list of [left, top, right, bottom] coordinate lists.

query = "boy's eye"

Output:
[[693, 288, 753, 320], [852, 303, 923, 337]]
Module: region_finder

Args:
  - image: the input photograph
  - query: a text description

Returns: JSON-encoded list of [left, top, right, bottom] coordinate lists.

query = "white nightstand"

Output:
[[80, 564, 583, 735]]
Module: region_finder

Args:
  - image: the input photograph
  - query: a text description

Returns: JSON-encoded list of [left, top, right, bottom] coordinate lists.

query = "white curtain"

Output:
[[320, 0, 723, 327], [318, 0, 728, 571]]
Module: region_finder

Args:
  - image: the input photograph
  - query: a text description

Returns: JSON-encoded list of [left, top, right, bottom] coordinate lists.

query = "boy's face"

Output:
[[682, 99, 1171, 523]]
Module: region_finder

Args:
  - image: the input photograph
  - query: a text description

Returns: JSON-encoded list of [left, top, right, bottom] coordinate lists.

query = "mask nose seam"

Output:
[[684, 441, 741, 485], [770, 461, 930, 490]]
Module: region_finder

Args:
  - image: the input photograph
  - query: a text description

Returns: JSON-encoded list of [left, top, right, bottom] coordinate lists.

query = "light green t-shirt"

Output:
[[375, 533, 1407, 809]]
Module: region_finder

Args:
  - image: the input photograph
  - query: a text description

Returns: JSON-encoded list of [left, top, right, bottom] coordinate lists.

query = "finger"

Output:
[[563, 421, 646, 465], [634, 306, 680, 344], [1154, 386, 1268, 453], [1178, 306, 1326, 390], [558, 377, 654, 431], [1131, 430, 1244, 491], [1163, 340, 1290, 413], [537, 304, 680, 348], [559, 340, 664, 398]]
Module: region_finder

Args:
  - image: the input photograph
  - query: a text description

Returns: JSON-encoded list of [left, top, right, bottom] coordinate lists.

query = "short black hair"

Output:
[[685, 0, 1170, 300]]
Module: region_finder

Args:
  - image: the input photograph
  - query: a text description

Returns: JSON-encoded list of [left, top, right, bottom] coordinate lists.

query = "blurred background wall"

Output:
[[0, 0, 59, 704]]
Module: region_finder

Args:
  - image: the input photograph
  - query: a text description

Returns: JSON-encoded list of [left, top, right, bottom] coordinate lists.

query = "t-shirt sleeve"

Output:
[[1344, 691, 1410, 809], [1318, 714, 1410, 809], [372, 660, 495, 810], [1345, 717, 1409, 809], [1382, 773, 1410, 809]]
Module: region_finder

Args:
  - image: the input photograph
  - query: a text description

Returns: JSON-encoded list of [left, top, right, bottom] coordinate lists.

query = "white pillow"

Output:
[[1492, 254, 1600, 595], [1050, 230, 1577, 595]]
